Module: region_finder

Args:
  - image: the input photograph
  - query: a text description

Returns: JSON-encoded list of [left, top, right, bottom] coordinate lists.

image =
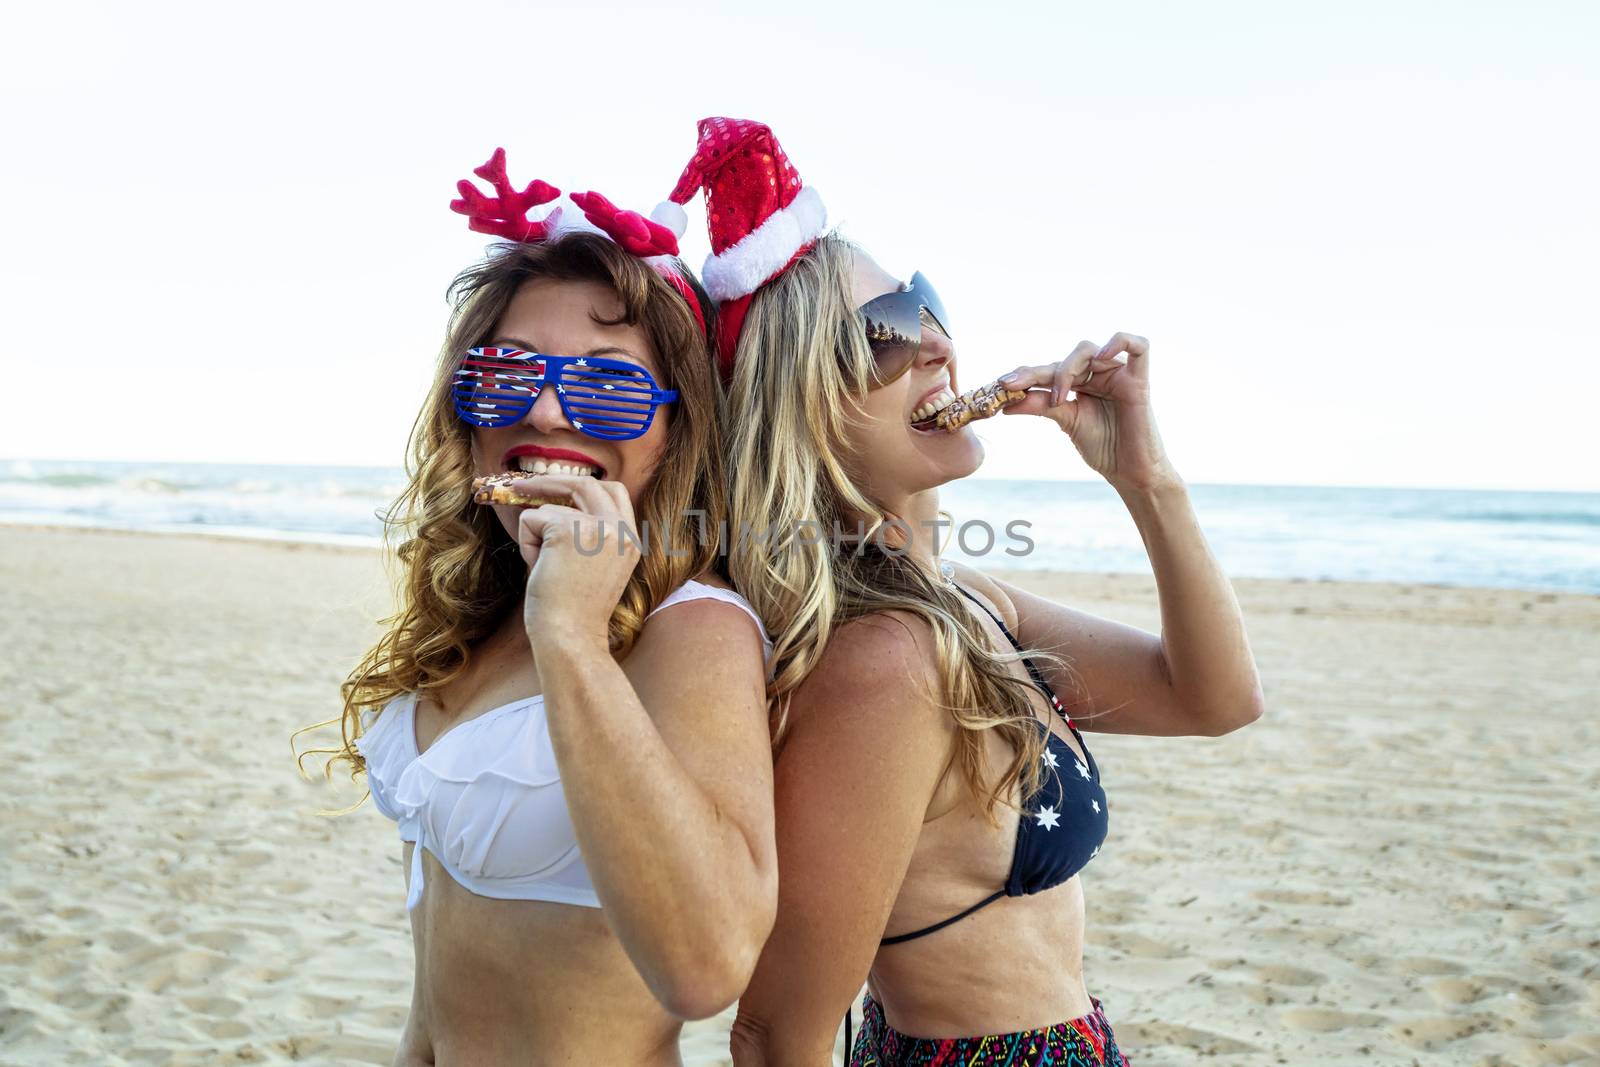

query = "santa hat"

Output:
[[449, 148, 707, 336], [658, 118, 828, 378]]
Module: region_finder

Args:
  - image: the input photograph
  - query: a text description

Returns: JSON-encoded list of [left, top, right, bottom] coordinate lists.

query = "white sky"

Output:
[[1, 0, 1595, 491]]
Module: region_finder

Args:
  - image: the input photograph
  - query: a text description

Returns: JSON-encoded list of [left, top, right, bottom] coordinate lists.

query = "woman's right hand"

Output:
[[1000, 333, 1182, 493], [508, 474, 643, 651]]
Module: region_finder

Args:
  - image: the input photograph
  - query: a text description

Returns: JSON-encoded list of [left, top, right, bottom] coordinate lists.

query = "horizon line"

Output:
[[1, 455, 1593, 498]]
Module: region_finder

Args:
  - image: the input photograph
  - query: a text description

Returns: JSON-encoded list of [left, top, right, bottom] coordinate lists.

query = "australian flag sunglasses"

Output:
[[452, 347, 678, 441]]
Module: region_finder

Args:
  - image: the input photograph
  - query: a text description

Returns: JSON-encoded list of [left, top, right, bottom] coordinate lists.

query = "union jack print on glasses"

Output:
[[452, 347, 678, 441]]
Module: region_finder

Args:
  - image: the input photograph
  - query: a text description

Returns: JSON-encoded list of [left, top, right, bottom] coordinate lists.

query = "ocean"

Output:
[[3, 458, 1596, 594]]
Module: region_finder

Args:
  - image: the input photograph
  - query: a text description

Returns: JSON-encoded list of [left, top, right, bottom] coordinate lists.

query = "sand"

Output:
[[1, 524, 1595, 1066]]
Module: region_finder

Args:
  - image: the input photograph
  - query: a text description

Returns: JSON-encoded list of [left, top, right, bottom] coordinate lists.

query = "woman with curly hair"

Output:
[[665, 119, 1264, 1067], [297, 150, 776, 1065]]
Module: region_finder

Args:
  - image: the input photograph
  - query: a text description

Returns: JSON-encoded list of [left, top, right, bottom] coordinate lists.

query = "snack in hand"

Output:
[[913, 380, 1029, 433], [471, 473, 574, 508]]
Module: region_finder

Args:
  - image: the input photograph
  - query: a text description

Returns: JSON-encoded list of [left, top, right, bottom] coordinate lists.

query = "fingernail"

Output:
[[1000, 372, 1020, 385], [1114, 352, 1129, 365], [1051, 388, 1062, 405]]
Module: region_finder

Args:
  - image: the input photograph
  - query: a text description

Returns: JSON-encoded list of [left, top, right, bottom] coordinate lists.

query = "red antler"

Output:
[[568, 191, 680, 257], [449, 148, 561, 242]]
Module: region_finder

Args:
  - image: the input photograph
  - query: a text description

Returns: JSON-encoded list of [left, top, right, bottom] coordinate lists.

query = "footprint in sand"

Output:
[[54, 986, 125, 1014], [1496, 1035, 1600, 1065], [1251, 887, 1353, 907], [239, 964, 293, 984], [35, 933, 93, 955], [1112, 1020, 1262, 1055], [0, 1003, 43, 1044], [1425, 976, 1494, 1006], [227, 849, 276, 869], [197, 1017, 255, 1040], [1099, 929, 1188, 959], [1389, 1012, 1498, 1049], [1510, 978, 1583, 1007], [135, 948, 234, 993], [1255, 922, 1367, 948], [1538, 858, 1587, 878], [1524, 947, 1592, 976], [31, 952, 84, 982], [297, 992, 361, 1017], [191, 928, 249, 953], [1441, 844, 1503, 863], [1387, 955, 1467, 977], [273, 1034, 397, 1063], [1253, 963, 1327, 987], [180, 994, 245, 1017], [100, 928, 155, 953], [1282, 1006, 1386, 1032]]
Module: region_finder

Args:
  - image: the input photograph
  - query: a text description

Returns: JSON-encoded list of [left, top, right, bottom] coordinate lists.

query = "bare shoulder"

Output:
[[639, 569, 756, 636], [627, 579, 766, 693], [790, 609, 951, 745], [636, 594, 764, 654], [779, 609, 955, 813], [813, 609, 938, 689], [945, 560, 1022, 631]]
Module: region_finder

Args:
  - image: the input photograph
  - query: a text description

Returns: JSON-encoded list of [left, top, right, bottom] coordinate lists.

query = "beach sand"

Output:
[[1, 524, 1595, 1066]]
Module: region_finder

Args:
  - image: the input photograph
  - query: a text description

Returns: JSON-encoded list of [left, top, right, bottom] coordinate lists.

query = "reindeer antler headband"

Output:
[[449, 148, 706, 337]]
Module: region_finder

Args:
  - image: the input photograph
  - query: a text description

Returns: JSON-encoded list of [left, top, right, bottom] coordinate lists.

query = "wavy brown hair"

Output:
[[296, 233, 723, 786], [723, 234, 1081, 818]]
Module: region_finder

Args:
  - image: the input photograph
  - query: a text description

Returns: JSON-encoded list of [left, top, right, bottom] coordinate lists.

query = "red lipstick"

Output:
[[501, 444, 606, 475]]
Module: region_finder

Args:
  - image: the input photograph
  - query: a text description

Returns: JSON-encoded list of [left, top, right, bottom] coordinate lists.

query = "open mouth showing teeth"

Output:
[[910, 388, 957, 427], [509, 457, 606, 479]]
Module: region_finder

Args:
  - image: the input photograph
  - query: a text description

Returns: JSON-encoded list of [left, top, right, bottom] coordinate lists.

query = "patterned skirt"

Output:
[[848, 991, 1131, 1067]]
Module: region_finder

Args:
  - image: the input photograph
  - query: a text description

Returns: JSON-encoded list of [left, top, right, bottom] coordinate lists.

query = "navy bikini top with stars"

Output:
[[880, 584, 1110, 946]]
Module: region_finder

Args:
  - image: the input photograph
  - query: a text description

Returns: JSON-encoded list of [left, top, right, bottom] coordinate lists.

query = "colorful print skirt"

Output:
[[848, 991, 1131, 1067]]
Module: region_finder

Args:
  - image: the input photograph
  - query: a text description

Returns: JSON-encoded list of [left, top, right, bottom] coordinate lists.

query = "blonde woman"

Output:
[[298, 151, 776, 1065], [669, 120, 1263, 1065]]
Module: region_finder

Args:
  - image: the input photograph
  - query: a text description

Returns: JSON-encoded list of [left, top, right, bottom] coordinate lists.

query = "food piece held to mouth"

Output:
[[471, 472, 575, 509], [912, 380, 1029, 433]]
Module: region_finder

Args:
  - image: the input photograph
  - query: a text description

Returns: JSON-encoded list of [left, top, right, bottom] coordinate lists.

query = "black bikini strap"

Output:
[[951, 584, 1054, 693], [952, 582, 1013, 639], [880, 889, 1006, 946]]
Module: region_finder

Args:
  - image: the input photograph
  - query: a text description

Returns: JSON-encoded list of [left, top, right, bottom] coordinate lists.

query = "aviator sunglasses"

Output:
[[858, 271, 952, 387], [452, 347, 678, 441]]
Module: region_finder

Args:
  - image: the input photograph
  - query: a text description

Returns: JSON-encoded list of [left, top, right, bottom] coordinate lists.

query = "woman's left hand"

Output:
[[509, 474, 642, 651], [998, 332, 1181, 492]]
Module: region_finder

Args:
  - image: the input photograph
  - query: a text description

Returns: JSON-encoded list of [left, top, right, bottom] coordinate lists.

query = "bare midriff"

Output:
[[867, 781, 1094, 1040], [390, 845, 686, 1067]]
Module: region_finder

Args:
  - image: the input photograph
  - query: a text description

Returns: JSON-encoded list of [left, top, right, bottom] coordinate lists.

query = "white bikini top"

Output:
[[356, 580, 772, 912]]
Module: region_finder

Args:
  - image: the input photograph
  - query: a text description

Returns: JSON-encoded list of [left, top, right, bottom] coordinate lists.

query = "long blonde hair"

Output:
[[723, 234, 1068, 815], [296, 233, 723, 785]]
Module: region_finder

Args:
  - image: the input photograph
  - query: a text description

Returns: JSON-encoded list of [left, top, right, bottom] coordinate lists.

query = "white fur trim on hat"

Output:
[[701, 185, 826, 303]]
